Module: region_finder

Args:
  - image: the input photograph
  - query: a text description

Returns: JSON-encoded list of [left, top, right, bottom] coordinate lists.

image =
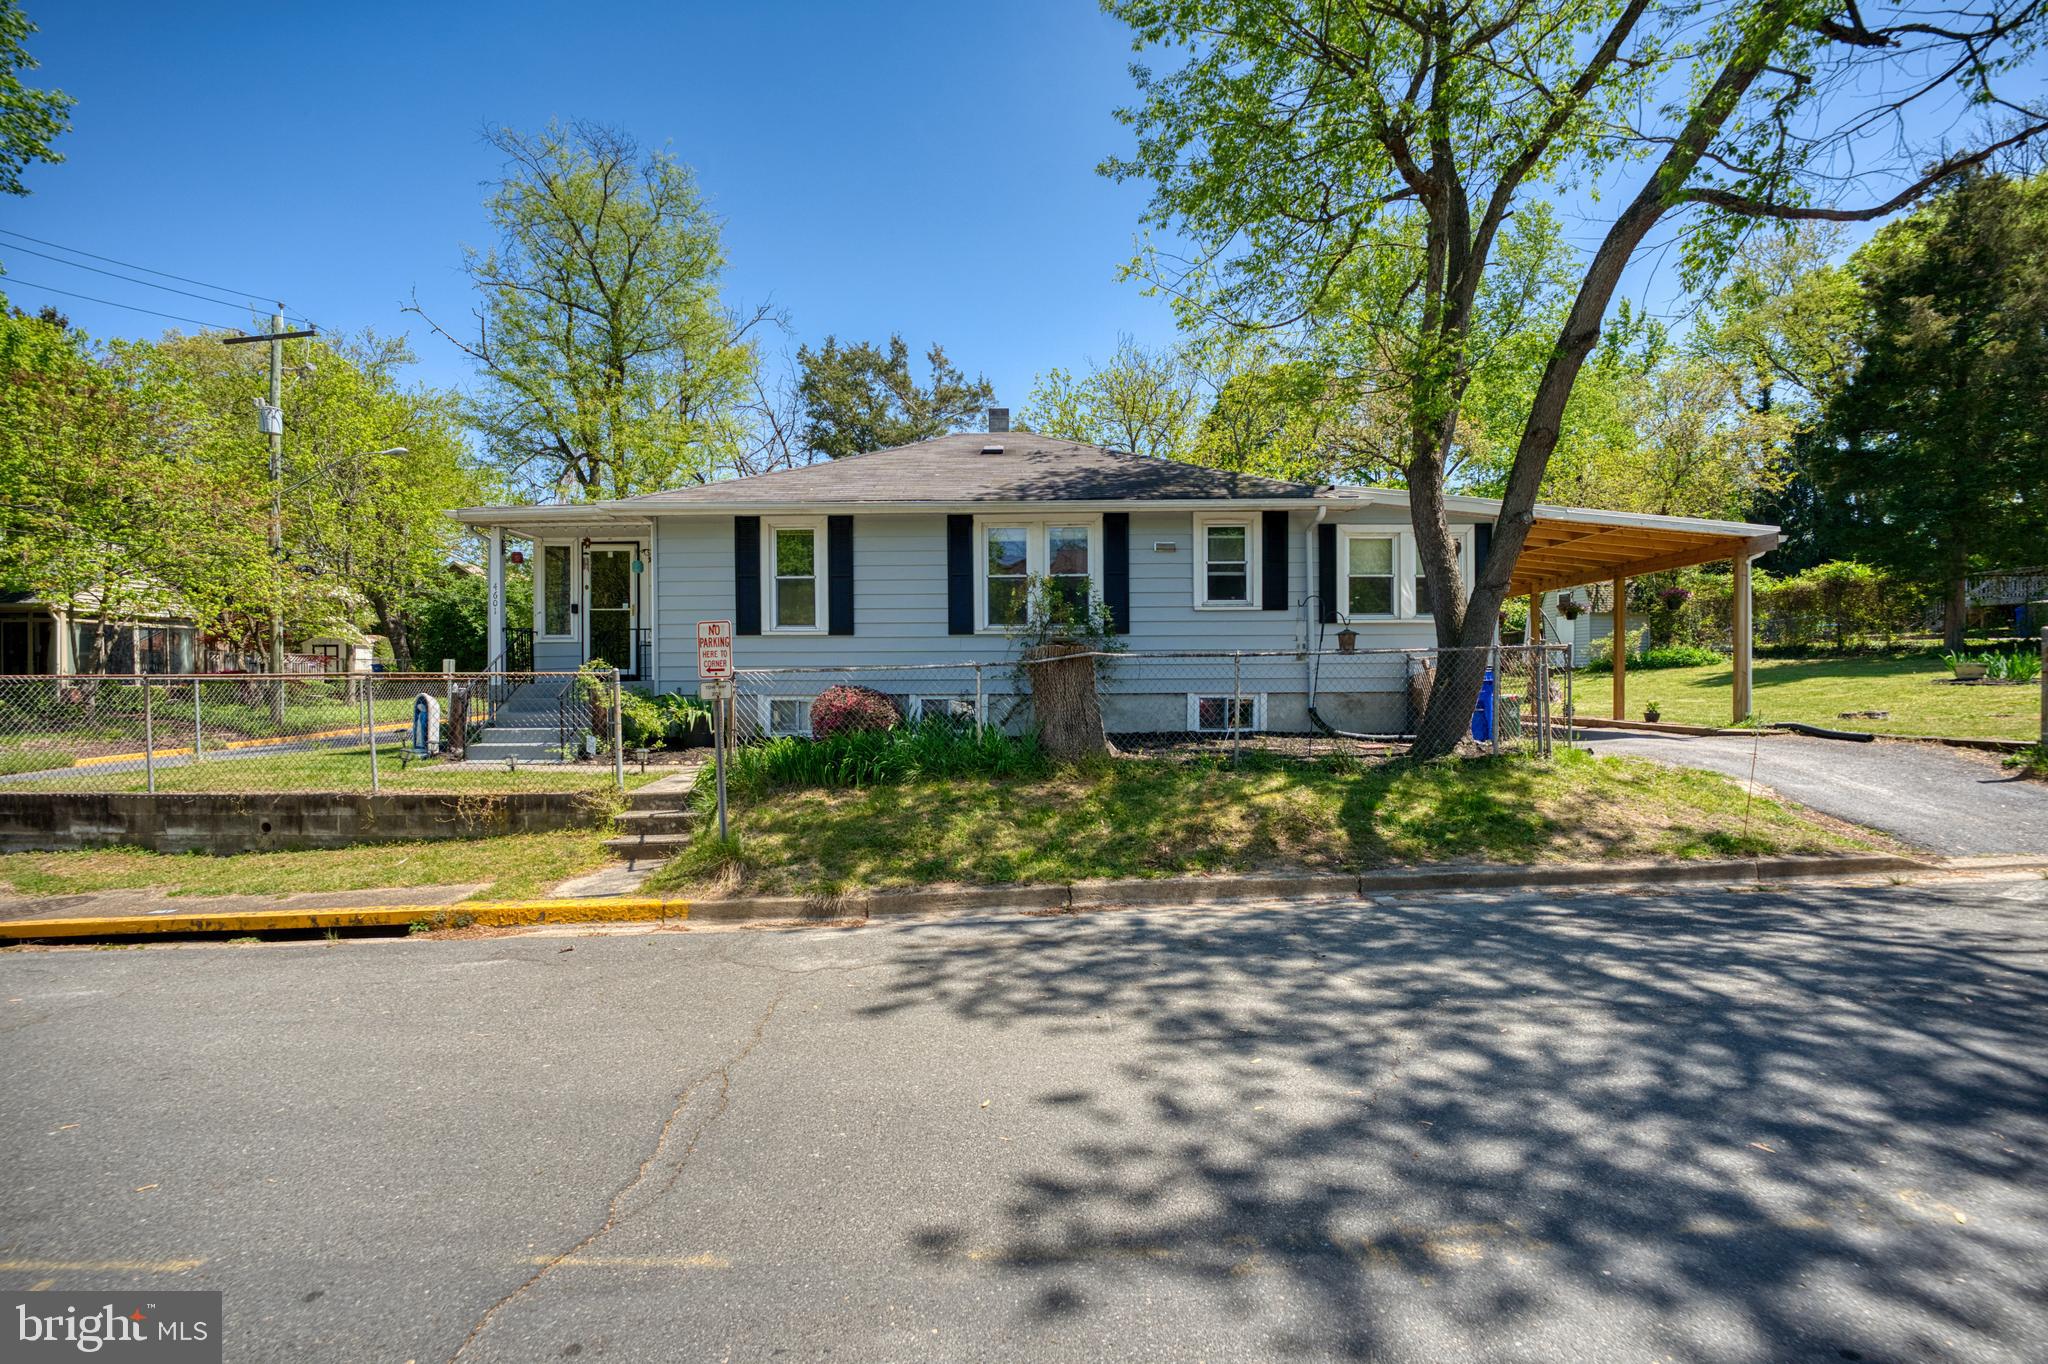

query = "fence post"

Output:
[[142, 674, 155, 794], [1488, 644, 1501, 756], [973, 664, 984, 739], [1230, 650, 1243, 766], [1565, 643, 1575, 750], [2039, 625, 2046, 748], [191, 678, 203, 765], [366, 680, 380, 795], [611, 668, 625, 792]]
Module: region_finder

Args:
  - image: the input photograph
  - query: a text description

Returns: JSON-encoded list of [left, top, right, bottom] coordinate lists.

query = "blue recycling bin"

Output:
[[1470, 669, 1496, 742]]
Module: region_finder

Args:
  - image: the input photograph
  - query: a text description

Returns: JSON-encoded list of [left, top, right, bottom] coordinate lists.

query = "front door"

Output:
[[585, 545, 639, 679]]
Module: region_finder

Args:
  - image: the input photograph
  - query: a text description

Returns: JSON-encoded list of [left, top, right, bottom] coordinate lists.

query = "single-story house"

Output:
[[450, 412, 1777, 731]]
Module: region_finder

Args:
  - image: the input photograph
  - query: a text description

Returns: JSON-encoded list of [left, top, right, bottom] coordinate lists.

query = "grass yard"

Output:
[[648, 748, 1871, 899], [1579, 653, 2042, 739], [7, 745, 664, 794], [0, 829, 616, 903]]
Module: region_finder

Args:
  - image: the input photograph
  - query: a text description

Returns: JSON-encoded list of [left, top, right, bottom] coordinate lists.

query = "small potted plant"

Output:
[[1944, 649, 1988, 681], [1558, 596, 1583, 621], [1643, 701, 1663, 722]]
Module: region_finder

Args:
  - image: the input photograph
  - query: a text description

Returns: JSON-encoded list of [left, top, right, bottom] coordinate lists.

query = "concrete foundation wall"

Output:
[[0, 791, 610, 854]]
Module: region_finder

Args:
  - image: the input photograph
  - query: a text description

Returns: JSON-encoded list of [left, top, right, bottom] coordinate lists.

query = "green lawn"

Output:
[[0, 829, 616, 902], [10, 744, 662, 794], [1581, 653, 2042, 739], [648, 748, 1871, 899]]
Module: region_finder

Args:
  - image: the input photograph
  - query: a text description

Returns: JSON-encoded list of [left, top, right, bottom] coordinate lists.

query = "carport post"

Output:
[[1611, 575, 1627, 722], [1733, 553, 1755, 723], [1527, 592, 1541, 646]]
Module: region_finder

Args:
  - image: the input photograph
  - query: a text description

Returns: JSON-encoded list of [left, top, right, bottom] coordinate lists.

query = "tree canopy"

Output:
[[410, 121, 775, 499], [0, 0, 70, 198], [1103, 0, 2046, 751], [1810, 171, 2048, 645], [795, 334, 995, 458]]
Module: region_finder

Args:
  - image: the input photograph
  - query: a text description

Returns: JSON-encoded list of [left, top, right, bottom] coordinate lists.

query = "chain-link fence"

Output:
[[727, 645, 1571, 761], [0, 671, 630, 793]]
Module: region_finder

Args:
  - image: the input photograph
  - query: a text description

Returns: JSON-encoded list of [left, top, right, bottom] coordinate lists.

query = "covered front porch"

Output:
[[470, 516, 658, 685], [1503, 506, 1777, 725]]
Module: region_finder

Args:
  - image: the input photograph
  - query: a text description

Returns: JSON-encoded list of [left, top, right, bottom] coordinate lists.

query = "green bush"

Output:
[[718, 718, 1048, 797], [617, 688, 666, 747], [1581, 644, 1724, 673], [648, 692, 713, 746]]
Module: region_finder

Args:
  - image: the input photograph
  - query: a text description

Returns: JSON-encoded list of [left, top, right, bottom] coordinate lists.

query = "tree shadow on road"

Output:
[[861, 881, 2048, 1360]]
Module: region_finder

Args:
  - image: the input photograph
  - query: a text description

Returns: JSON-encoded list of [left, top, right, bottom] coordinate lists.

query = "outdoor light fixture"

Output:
[[507, 550, 524, 566], [1337, 627, 1358, 653]]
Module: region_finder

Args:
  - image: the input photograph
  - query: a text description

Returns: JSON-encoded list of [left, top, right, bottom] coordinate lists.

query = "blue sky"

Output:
[[2, 1, 1183, 407], [5, 2, 2040, 415]]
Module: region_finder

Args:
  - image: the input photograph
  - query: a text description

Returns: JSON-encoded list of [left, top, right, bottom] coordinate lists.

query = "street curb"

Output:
[[0, 896, 692, 941], [0, 854, 1936, 942]]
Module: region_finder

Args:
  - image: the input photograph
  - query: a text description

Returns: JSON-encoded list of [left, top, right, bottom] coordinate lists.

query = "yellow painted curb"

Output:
[[0, 896, 692, 941], [73, 723, 412, 768]]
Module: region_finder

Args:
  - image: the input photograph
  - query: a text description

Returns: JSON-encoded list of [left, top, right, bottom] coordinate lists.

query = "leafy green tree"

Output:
[[1103, 0, 2046, 755], [0, 309, 267, 658], [153, 328, 486, 667], [1021, 336, 1200, 459], [0, 1, 70, 197], [796, 334, 994, 458], [411, 121, 774, 499], [1812, 171, 2048, 647]]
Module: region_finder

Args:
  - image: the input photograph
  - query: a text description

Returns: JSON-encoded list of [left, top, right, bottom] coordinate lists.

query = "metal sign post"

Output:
[[697, 621, 734, 841]]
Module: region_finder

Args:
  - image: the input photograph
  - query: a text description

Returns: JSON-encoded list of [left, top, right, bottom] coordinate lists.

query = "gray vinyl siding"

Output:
[[652, 505, 1466, 690]]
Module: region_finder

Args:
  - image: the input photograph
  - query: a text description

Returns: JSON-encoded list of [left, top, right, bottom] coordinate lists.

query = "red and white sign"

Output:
[[696, 619, 734, 678]]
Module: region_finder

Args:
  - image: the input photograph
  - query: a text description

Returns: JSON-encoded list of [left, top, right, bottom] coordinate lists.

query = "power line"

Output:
[[0, 276, 247, 331], [0, 227, 282, 308], [0, 240, 268, 314]]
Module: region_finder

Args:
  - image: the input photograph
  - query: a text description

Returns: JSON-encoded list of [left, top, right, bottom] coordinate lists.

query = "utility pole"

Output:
[[223, 311, 315, 717]]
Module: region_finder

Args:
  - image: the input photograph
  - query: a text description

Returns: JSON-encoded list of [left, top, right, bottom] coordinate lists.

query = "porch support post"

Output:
[[1527, 592, 1541, 646], [50, 607, 75, 674], [1732, 551, 1754, 723], [1611, 575, 1627, 721], [487, 526, 506, 674]]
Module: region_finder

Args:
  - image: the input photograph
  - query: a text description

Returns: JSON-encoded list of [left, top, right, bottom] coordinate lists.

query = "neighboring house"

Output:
[[0, 591, 201, 675], [451, 412, 1778, 731], [1965, 566, 2047, 635], [294, 630, 383, 674]]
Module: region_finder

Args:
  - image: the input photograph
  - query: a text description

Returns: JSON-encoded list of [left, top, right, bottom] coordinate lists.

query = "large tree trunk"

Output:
[[1024, 642, 1113, 761], [1944, 574, 1968, 651]]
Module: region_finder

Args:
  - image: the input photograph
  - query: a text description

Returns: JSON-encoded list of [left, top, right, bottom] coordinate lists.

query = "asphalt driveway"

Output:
[[6, 875, 2048, 1362], [1576, 728, 2048, 855]]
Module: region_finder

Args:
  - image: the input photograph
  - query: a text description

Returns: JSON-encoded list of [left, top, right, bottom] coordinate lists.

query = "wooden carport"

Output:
[[1504, 510, 1780, 725]]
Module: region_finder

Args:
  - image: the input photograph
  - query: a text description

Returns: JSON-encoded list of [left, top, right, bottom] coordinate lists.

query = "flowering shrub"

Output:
[[810, 684, 901, 739]]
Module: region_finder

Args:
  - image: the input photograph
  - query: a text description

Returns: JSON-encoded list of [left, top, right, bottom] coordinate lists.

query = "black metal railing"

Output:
[[505, 626, 534, 672]]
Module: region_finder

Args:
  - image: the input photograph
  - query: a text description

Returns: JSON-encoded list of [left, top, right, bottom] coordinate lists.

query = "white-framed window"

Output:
[[1414, 529, 1475, 617], [762, 518, 827, 633], [1187, 693, 1266, 733], [536, 542, 577, 640], [1193, 514, 1259, 609], [974, 516, 1102, 631], [760, 696, 814, 738], [909, 695, 982, 726], [1337, 529, 1400, 620]]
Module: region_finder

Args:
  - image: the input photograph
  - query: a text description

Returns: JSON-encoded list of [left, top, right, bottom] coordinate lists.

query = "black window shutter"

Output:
[[827, 515, 854, 636], [1474, 521, 1492, 579], [1261, 510, 1289, 611], [1103, 512, 1130, 633], [734, 516, 761, 636], [1317, 522, 1338, 624], [946, 515, 974, 635]]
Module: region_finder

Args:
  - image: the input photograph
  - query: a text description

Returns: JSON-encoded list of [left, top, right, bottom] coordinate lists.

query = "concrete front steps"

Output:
[[468, 677, 579, 764], [602, 767, 703, 863]]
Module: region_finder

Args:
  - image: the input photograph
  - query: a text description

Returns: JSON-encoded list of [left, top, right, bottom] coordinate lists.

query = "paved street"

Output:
[[6, 876, 2048, 1363], [1576, 729, 2048, 855]]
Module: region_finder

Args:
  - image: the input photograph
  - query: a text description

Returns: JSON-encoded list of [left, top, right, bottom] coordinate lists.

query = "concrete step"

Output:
[[468, 744, 570, 763], [475, 725, 561, 740], [615, 809, 695, 835], [602, 831, 696, 859], [626, 770, 705, 810]]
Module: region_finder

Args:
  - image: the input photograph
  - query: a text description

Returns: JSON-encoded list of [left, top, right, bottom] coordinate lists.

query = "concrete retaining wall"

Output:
[[0, 791, 611, 854]]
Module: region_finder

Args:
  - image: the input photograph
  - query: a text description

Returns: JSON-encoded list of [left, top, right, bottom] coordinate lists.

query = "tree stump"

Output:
[[1023, 641, 1114, 760]]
